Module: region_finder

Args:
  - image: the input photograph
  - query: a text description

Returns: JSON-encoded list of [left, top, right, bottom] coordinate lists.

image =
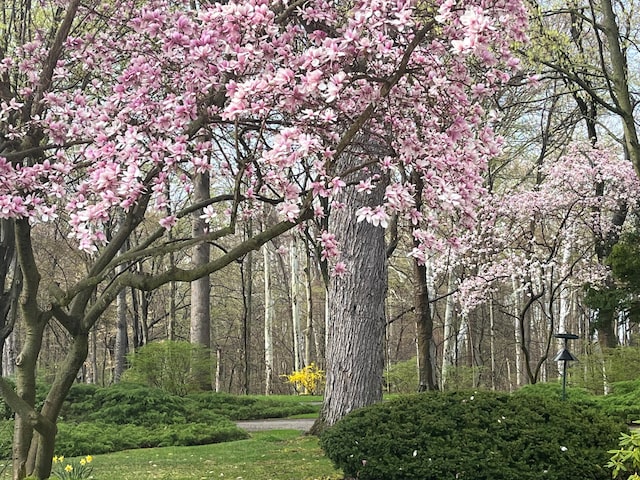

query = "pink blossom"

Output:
[[356, 206, 389, 228], [332, 261, 347, 276], [159, 215, 177, 230], [277, 202, 300, 222]]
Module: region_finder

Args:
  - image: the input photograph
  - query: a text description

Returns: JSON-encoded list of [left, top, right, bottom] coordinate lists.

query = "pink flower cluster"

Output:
[[0, 0, 528, 255]]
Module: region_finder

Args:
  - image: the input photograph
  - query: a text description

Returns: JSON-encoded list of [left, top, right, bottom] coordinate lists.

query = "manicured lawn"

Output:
[[0, 430, 342, 480]]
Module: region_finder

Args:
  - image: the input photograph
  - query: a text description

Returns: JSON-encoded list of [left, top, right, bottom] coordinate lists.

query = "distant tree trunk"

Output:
[[4, 332, 17, 377], [411, 172, 437, 391], [242, 224, 254, 394], [191, 172, 211, 389], [215, 348, 223, 393], [166, 184, 177, 342], [0, 219, 21, 375], [414, 258, 437, 391], [304, 243, 314, 367], [88, 327, 98, 385], [489, 297, 496, 391], [264, 243, 274, 395], [113, 286, 128, 382], [114, 238, 128, 382], [168, 271, 177, 341], [441, 270, 457, 389], [312, 162, 387, 433], [290, 237, 304, 371], [512, 278, 523, 387]]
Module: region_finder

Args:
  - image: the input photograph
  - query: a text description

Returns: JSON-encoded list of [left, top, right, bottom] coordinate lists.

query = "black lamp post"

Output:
[[553, 333, 579, 401]]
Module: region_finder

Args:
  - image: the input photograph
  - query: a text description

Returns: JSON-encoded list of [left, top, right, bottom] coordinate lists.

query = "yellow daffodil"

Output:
[[65, 464, 73, 472]]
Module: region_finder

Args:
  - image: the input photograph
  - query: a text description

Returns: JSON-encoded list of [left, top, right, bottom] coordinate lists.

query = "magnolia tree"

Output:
[[453, 142, 640, 383], [0, 0, 526, 477]]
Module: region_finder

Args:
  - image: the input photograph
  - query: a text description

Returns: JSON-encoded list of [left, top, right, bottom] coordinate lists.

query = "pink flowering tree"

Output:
[[0, 0, 526, 477], [454, 142, 640, 384]]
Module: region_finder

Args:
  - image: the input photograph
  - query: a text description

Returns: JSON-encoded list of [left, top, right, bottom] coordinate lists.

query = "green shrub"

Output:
[[593, 379, 640, 423], [58, 383, 101, 422], [442, 365, 486, 390], [55, 419, 248, 456], [186, 391, 316, 420], [384, 358, 418, 393], [122, 340, 211, 395], [515, 381, 595, 403], [0, 420, 13, 460], [61, 383, 203, 425], [320, 390, 626, 480]]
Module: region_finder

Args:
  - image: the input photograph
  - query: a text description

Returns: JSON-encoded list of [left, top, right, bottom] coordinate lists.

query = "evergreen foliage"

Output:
[[320, 390, 626, 480], [186, 391, 317, 420], [594, 379, 640, 424], [121, 341, 212, 396], [0, 383, 320, 458], [384, 358, 418, 393]]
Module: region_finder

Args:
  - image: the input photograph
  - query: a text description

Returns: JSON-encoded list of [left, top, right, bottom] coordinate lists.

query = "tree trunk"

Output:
[[89, 327, 98, 384], [29, 332, 89, 479], [290, 237, 304, 372], [600, 0, 640, 177], [242, 227, 254, 395], [190, 172, 211, 389], [304, 243, 314, 367], [441, 269, 458, 389], [512, 278, 523, 387], [312, 164, 387, 433], [264, 243, 274, 395], [489, 297, 496, 390], [414, 258, 437, 391], [113, 269, 128, 382], [411, 171, 437, 392], [0, 219, 21, 376]]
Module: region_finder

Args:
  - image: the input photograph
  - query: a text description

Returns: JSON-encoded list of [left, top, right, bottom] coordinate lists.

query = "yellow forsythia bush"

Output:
[[285, 363, 326, 395]]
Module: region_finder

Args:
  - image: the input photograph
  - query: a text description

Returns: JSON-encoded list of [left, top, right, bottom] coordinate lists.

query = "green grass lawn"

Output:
[[0, 430, 342, 480]]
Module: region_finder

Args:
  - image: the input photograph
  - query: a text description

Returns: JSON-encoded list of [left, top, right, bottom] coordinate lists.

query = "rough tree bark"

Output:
[[311, 160, 387, 433]]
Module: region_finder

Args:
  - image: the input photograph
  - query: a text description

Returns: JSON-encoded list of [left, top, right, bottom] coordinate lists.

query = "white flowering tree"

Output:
[[455, 142, 640, 384]]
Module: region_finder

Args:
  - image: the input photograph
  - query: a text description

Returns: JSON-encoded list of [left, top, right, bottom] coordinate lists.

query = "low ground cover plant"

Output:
[[321, 390, 627, 480], [0, 383, 319, 459]]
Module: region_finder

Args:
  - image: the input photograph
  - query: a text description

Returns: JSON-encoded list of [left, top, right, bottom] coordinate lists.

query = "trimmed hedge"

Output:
[[320, 390, 627, 480]]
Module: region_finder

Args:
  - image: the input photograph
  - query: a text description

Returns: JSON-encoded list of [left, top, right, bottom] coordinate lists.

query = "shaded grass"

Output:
[[87, 430, 340, 480], [0, 430, 341, 480]]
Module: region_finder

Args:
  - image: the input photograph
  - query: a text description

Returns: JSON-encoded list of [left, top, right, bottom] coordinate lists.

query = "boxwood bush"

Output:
[[320, 390, 627, 480]]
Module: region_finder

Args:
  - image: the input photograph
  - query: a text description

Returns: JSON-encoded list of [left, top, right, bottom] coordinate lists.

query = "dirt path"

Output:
[[236, 418, 316, 432]]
